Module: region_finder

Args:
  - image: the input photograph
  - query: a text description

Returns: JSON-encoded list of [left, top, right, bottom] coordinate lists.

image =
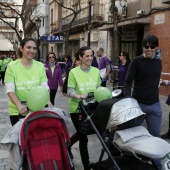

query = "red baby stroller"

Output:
[[20, 109, 74, 170]]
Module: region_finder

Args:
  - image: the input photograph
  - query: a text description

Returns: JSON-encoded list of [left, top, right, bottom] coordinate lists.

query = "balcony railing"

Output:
[[52, 3, 104, 32]]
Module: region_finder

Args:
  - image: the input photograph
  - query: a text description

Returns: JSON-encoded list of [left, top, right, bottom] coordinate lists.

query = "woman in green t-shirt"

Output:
[[5, 37, 51, 126], [67, 46, 101, 170]]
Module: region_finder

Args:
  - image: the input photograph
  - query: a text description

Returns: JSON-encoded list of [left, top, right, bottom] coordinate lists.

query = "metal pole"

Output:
[[37, 27, 40, 61], [111, 0, 120, 85], [87, 0, 91, 47]]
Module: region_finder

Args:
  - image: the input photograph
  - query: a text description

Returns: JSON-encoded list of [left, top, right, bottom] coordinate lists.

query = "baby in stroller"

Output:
[[0, 86, 74, 170]]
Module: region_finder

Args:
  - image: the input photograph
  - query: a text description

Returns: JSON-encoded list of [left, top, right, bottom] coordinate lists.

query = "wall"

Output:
[[149, 10, 170, 95]]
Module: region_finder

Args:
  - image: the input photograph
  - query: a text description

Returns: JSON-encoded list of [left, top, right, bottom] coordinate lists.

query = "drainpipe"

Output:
[[87, 0, 91, 47], [111, 0, 119, 84]]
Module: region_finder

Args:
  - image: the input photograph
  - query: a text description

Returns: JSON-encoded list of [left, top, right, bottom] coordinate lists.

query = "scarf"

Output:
[[49, 62, 55, 67]]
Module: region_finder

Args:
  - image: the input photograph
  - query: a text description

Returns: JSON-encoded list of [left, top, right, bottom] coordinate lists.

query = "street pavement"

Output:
[[0, 82, 170, 170]]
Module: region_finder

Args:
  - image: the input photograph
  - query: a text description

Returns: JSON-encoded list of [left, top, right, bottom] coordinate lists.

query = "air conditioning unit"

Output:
[[162, 0, 170, 3]]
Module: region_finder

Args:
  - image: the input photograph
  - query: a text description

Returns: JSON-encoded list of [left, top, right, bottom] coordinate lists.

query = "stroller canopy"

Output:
[[107, 98, 145, 130]]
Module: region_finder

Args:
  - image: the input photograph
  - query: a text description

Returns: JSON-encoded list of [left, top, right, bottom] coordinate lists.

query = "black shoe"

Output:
[[161, 131, 170, 139]]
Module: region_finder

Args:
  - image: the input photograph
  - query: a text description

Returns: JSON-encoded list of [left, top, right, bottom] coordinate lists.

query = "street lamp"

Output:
[[35, 18, 41, 61]]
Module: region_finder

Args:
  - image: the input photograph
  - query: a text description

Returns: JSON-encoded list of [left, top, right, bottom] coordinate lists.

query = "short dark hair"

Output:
[[78, 46, 92, 57], [18, 38, 37, 58], [121, 51, 131, 63], [142, 34, 159, 47], [65, 54, 72, 61]]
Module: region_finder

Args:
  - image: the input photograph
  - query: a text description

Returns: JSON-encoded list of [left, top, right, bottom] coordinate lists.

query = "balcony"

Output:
[[61, 3, 104, 31]]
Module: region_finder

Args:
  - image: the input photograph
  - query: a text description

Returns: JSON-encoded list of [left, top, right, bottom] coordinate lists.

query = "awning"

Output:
[[98, 18, 150, 31]]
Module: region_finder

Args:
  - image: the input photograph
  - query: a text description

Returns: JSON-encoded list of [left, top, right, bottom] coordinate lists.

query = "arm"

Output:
[[160, 79, 170, 86], [5, 82, 28, 114], [104, 64, 111, 79], [67, 70, 87, 99], [123, 60, 136, 97], [7, 92, 28, 114]]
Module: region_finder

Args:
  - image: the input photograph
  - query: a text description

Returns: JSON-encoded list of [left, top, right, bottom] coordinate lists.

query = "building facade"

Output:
[[0, 0, 19, 56], [24, 0, 170, 95]]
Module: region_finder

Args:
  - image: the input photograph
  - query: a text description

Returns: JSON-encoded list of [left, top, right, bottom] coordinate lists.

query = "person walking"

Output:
[[117, 51, 131, 93], [96, 47, 111, 87], [123, 34, 162, 170], [44, 52, 63, 106], [57, 52, 65, 73], [67, 46, 101, 170], [0, 55, 4, 85], [91, 50, 98, 68], [62, 52, 81, 95], [4, 37, 50, 126], [64, 54, 72, 75]]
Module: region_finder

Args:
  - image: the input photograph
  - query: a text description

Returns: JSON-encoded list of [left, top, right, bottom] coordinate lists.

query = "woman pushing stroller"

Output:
[[4, 37, 52, 126], [67, 46, 101, 170]]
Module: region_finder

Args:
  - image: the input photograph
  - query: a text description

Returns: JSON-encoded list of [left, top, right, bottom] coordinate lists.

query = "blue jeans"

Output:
[[139, 101, 162, 137], [139, 102, 162, 170]]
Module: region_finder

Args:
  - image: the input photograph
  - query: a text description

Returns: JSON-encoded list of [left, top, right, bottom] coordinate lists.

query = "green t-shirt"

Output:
[[3, 58, 9, 68], [5, 59, 48, 115], [0, 59, 3, 71], [68, 66, 101, 113], [0, 60, 5, 71]]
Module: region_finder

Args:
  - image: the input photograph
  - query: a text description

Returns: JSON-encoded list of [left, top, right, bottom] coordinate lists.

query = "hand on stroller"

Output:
[[78, 94, 88, 99], [18, 104, 28, 115]]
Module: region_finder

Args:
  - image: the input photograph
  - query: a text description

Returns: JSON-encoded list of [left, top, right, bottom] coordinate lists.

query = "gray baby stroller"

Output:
[[78, 93, 170, 170]]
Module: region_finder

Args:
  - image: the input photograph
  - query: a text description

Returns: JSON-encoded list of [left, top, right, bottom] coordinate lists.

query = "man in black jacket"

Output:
[[57, 53, 65, 73], [123, 34, 162, 169]]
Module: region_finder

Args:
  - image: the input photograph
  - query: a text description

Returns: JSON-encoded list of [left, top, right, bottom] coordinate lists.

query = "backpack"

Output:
[[20, 110, 74, 170]]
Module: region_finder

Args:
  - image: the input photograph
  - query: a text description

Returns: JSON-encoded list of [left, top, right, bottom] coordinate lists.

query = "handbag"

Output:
[[78, 102, 98, 135], [78, 115, 95, 135]]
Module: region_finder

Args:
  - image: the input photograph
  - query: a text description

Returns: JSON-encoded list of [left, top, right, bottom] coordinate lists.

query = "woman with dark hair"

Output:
[[118, 51, 131, 91], [67, 46, 101, 170], [62, 52, 81, 94], [64, 54, 72, 75], [4, 37, 50, 126], [44, 52, 63, 105]]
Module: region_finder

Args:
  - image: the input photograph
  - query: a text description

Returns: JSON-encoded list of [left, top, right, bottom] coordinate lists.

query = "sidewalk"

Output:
[[0, 82, 170, 169]]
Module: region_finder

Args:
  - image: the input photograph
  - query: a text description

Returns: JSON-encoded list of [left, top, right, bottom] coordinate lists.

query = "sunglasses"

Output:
[[48, 56, 55, 59], [144, 45, 156, 49]]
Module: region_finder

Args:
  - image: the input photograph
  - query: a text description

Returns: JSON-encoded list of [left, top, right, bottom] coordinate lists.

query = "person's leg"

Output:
[[139, 102, 162, 170], [79, 133, 90, 169], [70, 113, 90, 169], [10, 115, 19, 126], [139, 102, 162, 137], [147, 102, 162, 137], [1, 71, 5, 85], [50, 89, 57, 105], [101, 81, 106, 87]]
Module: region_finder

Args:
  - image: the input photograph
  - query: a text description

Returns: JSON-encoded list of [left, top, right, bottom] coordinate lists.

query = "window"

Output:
[[51, 9, 53, 24]]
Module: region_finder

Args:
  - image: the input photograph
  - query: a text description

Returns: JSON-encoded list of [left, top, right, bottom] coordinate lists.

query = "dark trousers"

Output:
[[10, 115, 19, 126], [50, 89, 57, 105], [10, 114, 26, 126], [70, 113, 90, 167], [1, 71, 5, 84], [101, 81, 106, 87]]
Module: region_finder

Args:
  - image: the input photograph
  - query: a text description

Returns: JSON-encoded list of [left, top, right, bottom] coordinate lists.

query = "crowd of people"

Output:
[[1, 34, 170, 170]]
